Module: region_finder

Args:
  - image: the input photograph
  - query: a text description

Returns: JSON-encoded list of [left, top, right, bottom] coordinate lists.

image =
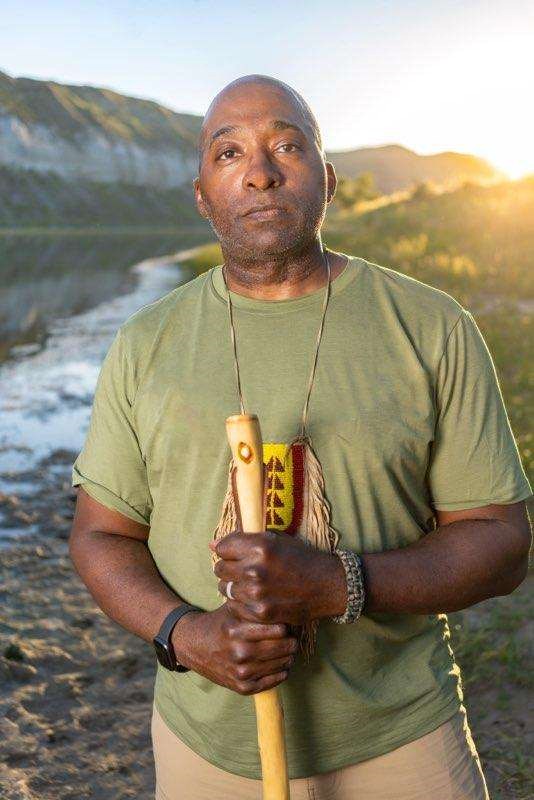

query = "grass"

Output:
[[448, 571, 533, 799]]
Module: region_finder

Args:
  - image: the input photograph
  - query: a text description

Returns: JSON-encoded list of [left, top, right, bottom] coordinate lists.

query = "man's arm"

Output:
[[68, 487, 200, 661], [180, 500, 531, 626], [324, 500, 532, 617], [69, 487, 302, 692]]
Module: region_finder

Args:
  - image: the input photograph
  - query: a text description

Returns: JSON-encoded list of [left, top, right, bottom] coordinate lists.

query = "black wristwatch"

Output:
[[153, 604, 204, 672]]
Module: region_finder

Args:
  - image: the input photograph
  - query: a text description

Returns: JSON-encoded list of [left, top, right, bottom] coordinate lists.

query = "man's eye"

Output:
[[216, 143, 299, 162], [218, 148, 237, 161]]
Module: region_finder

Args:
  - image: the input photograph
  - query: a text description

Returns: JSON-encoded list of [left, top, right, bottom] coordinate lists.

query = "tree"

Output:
[[334, 172, 379, 209], [410, 181, 436, 201]]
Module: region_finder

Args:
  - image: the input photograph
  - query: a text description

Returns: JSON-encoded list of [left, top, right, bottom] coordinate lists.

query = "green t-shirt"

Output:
[[71, 253, 532, 779]]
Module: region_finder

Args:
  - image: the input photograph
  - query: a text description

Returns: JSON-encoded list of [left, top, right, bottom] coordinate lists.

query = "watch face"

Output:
[[154, 636, 175, 670]]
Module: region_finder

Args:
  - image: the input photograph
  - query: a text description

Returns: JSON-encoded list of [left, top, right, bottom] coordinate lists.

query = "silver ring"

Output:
[[226, 580, 234, 600]]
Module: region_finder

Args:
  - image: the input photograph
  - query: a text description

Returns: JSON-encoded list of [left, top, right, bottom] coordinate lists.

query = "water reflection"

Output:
[[0, 227, 210, 362], [0, 232, 213, 544]]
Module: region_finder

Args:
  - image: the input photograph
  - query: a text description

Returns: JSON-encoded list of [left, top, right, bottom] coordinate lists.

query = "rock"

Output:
[[0, 655, 37, 683], [4, 642, 25, 661]]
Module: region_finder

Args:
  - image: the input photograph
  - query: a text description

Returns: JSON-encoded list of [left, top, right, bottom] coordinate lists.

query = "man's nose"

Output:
[[243, 150, 282, 190]]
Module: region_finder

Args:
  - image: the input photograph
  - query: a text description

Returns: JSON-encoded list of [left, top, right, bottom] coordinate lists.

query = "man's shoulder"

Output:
[[118, 267, 212, 347], [356, 256, 465, 330]]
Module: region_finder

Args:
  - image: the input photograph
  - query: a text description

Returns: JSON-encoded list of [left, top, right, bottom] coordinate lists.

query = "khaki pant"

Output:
[[151, 701, 490, 799]]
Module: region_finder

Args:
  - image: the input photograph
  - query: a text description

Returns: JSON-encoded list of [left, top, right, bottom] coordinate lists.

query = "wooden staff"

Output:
[[225, 413, 290, 800]]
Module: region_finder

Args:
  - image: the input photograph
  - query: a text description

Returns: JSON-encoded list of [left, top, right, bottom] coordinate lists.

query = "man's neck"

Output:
[[221, 246, 348, 301]]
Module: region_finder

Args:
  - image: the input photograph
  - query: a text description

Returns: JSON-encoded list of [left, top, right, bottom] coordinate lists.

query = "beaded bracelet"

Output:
[[331, 547, 366, 623]]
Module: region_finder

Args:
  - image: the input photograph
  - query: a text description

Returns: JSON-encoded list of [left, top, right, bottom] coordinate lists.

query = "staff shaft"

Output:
[[226, 413, 290, 800]]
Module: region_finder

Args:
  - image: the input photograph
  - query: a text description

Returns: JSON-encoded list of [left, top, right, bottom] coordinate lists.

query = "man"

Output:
[[69, 74, 532, 800]]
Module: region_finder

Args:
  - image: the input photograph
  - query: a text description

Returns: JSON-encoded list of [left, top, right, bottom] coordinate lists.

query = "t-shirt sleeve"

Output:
[[71, 326, 152, 526], [426, 308, 532, 511]]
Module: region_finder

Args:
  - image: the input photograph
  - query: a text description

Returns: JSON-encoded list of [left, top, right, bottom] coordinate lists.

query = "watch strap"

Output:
[[154, 603, 203, 671]]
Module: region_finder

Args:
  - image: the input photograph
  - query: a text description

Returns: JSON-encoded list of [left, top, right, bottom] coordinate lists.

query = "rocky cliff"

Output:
[[0, 69, 201, 187]]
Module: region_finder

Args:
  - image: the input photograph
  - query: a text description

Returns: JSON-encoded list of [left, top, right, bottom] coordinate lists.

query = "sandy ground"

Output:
[[1, 448, 156, 799], [1, 447, 532, 799]]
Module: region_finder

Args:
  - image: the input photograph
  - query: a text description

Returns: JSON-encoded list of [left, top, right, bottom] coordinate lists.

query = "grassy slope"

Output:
[[0, 69, 201, 151], [0, 165, 205, 227], [325, 176, 534, 302]]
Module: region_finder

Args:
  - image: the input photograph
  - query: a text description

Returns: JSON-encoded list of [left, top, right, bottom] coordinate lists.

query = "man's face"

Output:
[[194, 84, 335, 262]]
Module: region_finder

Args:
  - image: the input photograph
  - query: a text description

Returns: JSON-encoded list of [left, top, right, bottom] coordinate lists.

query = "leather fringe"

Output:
[[211, 434, 339, 665]]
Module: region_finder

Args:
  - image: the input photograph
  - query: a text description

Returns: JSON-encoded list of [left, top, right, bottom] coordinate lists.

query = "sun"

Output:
[[406, 35, 534, 180]]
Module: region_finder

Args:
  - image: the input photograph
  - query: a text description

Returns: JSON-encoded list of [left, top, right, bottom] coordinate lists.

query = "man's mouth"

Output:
[[244, 207, 285, 220]]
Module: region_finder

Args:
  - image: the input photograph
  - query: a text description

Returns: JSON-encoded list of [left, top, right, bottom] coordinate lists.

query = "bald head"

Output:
[[197, 74, 324, 173]]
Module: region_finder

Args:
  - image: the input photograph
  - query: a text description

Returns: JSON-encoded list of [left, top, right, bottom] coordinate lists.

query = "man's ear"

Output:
[[325, 162, 337, 204], [193, 177, 209, 219]]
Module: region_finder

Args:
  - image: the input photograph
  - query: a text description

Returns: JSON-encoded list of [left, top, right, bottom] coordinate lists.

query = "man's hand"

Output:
[[172, 603, 299, 695], [209, 530, 346, 625]]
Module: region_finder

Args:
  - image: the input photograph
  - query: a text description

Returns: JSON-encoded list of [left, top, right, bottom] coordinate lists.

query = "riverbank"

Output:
[[0, 245, 208, 798], [0, 444, 157, 799]]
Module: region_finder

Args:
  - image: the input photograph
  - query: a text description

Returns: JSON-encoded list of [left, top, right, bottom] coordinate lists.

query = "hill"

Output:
[[0, 69, 201, 187], [327, 144, 504, 193]]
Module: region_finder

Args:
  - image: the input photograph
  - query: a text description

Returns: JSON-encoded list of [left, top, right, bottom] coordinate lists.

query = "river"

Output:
[[0, 233, 208, 545]]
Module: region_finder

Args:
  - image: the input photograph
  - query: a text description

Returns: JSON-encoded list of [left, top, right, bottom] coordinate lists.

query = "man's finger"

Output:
[[210, 531, 260, 560], [239, 622, 291, 639], [224, 598, 259, 622], [212, 558, 240, 581]]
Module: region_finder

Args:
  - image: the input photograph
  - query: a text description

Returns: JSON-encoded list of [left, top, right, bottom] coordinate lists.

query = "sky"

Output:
[[1, 0, 533, 178]]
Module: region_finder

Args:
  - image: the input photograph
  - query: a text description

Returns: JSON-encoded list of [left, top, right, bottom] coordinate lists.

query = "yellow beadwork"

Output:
[[263, 442, 294, 531]]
